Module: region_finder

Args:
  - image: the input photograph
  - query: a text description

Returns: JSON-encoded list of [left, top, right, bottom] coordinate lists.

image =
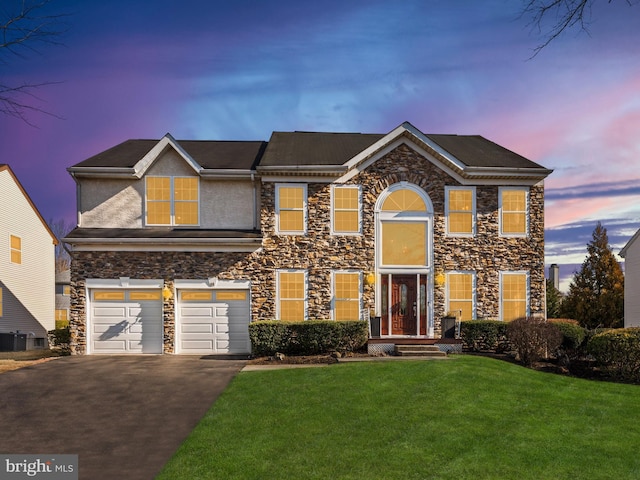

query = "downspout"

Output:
[[251, 172, 258, 230]]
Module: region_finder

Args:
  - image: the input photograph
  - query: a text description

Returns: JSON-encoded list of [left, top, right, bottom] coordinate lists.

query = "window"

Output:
[[378, 185, 431, 268], [93, 290, 126, 301], [10, 235, 21, 264], [129, 291, 162, 301], [500, 188, 528, 236], [55, 309, 68, 321], [381, 222, 427, 266], [277, 270, 306, 321], [446, 272, 475, 321], [146, 176, 199, 226], [276, 184, 306, 234], [332, 185, 360, 234], [446, 187, 475, 235], [63, 285, 71, 296], [333, 271, 361, 321], [501, 272, 528, 321]]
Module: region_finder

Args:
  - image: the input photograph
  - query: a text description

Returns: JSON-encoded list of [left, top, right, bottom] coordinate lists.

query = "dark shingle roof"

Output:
[[425, 134, 543, 169], [259, 132, 385, 167], [65, 228, 261, 239], [73, 140, 267, 170]]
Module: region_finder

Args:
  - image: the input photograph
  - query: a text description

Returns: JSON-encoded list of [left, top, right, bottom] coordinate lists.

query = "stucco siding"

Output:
[[0, 169, 56, 337], [79, 178, 143, 228], [78, 149, 258, 229], [624, 240, 640, 327]]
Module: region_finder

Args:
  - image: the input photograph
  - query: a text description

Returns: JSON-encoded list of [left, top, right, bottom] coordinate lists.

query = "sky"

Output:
[[1, 0, 639, 291]]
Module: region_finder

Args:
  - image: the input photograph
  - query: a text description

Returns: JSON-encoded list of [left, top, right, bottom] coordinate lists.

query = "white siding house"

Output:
[[621, 229, 640, 328], [0, 165, 57, 348]]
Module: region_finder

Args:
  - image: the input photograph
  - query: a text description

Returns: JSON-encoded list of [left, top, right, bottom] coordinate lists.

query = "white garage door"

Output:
[[178, 289, 250, 354], [90, 289, 163, 354]]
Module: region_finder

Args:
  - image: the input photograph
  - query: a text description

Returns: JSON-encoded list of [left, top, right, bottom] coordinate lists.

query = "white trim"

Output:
[[134, 133, 202, 178], [275, 183, 307, 235], [445, 186, 476, 237], [174, 279, 251, 289], [145, 176, 200, 227], [499, 187, 529, 238], [331, 270, 362, 321], [276, 269, 307, 321], [86, 278, 163, 289], [445, 271, 476, 320], [330, 184, 362, 235], [499, 271, 530, 321]]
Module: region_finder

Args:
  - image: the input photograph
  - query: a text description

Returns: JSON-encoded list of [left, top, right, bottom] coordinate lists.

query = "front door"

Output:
[[391, 275, 417, 335]]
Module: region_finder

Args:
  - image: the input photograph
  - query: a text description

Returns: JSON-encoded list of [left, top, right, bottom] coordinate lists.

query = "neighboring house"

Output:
[[64, 122, 552, 355], [620, 229, 640, 327], [0, 164, 57, 349], [55, 269, 71, 327]]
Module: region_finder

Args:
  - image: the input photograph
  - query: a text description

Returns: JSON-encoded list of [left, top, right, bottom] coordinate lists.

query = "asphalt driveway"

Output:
[[0, 355, 246, 479]]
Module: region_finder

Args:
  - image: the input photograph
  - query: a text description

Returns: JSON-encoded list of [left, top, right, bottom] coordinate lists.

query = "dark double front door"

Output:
[[381, 274, 428, 336]]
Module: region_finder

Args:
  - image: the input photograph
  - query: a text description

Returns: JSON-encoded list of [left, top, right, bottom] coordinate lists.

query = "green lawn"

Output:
[[157, 356, 640, 479]]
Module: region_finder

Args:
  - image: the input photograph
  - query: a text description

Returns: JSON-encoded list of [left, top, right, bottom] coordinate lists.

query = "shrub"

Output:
[[549, 319, 586, 356], [249, 320, 368, 357], [460, 320, 510, 353], [587, 328, 640, 381], [506, 317, 563, 366]]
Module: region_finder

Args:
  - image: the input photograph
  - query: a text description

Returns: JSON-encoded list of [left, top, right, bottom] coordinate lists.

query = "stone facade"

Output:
[[69, 143, 546, 354]]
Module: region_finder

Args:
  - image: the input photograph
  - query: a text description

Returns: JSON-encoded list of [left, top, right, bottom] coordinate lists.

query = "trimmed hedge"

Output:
[[249, 320, 368, 357], [587, 328, 640, 381], [549, 319, 586, 354], [460, 320, 510, 353]]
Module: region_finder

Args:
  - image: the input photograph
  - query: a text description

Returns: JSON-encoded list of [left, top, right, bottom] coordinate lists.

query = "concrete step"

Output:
[[394, 345, 447, 357]]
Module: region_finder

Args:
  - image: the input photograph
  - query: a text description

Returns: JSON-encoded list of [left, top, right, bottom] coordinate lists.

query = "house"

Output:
[[55, 269, 71, 327], [64, 122, 552, 355], [620, 228, 640, 327], [0, 164, 57, 350]]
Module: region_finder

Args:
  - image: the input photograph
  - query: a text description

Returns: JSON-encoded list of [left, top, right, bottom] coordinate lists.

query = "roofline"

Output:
[[0, 164, 59, 245], [620, 227, 640, 258], [63, 235, 262, 253]]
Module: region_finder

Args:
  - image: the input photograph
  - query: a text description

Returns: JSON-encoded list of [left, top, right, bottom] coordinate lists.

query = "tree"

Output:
[[48, 217, 74, 273], [561, 222, 624, 328], [1, 0, 69, 123], [523, 0, 637, 56], [546, 279, 563, 318]]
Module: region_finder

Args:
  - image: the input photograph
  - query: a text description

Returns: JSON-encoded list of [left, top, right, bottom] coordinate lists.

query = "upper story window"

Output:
[[145, 176, 199, 226], [377, 184, 432, 269], [331, 185, 361, 234], [500, 271, 529, 321], [277, 270, 307, 321], [10, 235, 21, 264], [499, 187, 528, 237], [333, 271, 361, 321], [446, 271, 475, 321], [276, 184, 307, 234], [446, 187, 475, 236]]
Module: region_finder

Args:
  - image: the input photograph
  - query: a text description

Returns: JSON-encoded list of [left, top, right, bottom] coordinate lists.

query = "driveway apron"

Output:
[[0, 355, 246, 480]]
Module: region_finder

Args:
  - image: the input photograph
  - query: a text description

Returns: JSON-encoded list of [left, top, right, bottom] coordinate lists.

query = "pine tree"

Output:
[[546, 279, 562, 318], [561, 222, 624, 328]]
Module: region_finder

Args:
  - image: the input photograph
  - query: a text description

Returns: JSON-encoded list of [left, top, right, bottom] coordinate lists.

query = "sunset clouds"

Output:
[[1, 0, 638, 290]]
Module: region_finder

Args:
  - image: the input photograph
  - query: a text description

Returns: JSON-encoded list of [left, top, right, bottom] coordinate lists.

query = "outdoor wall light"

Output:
[[364, 272, 376, 286], [434, 271, 446, 287], [162, 285, 173, 300]]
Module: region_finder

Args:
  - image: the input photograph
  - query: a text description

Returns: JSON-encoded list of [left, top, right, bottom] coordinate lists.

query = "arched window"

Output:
[[376, 183, 432, 268]]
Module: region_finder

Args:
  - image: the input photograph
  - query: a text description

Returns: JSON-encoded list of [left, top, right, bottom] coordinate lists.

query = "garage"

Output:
[[89, 289, 163, 354], [177, 288, 251, 355]]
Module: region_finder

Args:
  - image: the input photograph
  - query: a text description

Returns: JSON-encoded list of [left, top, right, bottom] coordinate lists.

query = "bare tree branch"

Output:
[[0, 0, 70, 124], [522, 0, 636, 58]]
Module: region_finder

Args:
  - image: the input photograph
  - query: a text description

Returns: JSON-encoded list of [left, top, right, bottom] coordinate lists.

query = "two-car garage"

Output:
[[87, 279, 251, 355]]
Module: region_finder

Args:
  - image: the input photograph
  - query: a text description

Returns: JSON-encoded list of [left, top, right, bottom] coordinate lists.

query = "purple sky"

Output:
[[2, 0, 639, 290]]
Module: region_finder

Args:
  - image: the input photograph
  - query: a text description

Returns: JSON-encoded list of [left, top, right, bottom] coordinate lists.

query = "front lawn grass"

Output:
[[158, 356, 640, 479]]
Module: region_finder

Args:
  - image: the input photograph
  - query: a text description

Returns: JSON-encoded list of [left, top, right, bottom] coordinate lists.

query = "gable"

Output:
[[0, 165, 58, 245]]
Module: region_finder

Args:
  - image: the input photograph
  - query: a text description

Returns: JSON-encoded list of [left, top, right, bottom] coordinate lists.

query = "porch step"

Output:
[[394, 345, 447, 357]]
